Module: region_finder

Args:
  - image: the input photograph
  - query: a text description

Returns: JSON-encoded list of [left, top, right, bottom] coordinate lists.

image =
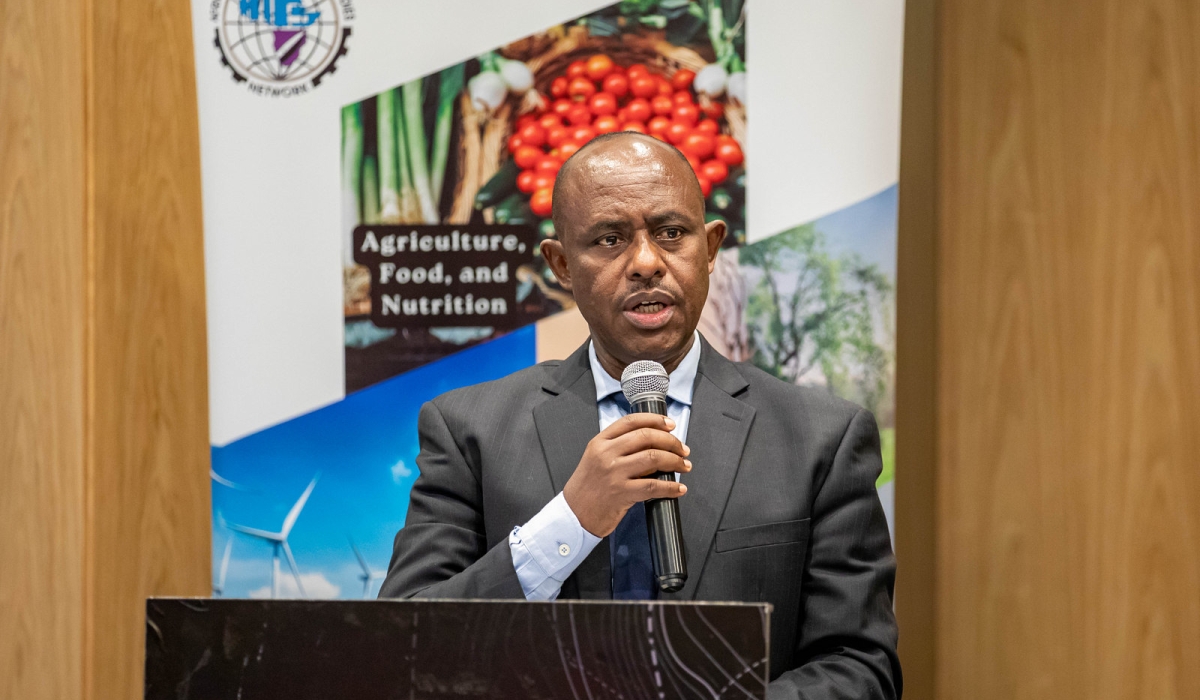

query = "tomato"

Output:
[[551, 98, 573, 117], [672, 91, 694, 107], [594, 115, 621, 134], [656, 76, 673, 96], [585, 54, 614, 81], [714, 138, 744, 166], [651, 95, 674, 116], [559, 141, 582, 159], [589, 92, 618, 116], [568, 77, 596, 100], [536, 155, 563, 174], [670, 68, 696, 91], [625, 97, 652, 123], [681, 131, 715, 159], [566, 60, 587, 79], [517, 169, 538, 194], [514, 145, 543, 170], [533, 172, 556, 191], [686, 154, 702, 173], [567, 103, 592, 126], [622, 121, 647, 134], [538, 113, 562, 130], [630, 75, 658, 99], [696, 119, 719, 135], [550, 76, 570, 98], [572, 125, 597, 143], [602, 73, 629, 99], [546, 125, 568, 148], [696, 174, 712, 198], [701, 99, 724, 120], [672, 103, 699, 126], [507, 134, 523, 153], [699, 159, 728, 184], [518, 122, 547, 148], [530, 188, 554, 218], [647, 116, 671, 138], [666, 121, 690, 144], [626, 63, 649, 79]]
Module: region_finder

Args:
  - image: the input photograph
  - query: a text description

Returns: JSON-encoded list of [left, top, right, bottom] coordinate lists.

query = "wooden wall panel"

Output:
[[86, 0, 211, 697], [1, 0, 209, 697], [0, 0, 87, 698], [938, 0, 1200, 698], [894, 0, 938, 696]]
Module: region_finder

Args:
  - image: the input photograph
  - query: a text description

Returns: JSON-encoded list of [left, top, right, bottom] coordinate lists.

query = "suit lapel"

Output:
[[532, 341, 612, 599], [662, 337, 754, 600]]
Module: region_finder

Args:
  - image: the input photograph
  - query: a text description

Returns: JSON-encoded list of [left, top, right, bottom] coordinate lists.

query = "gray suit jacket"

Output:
[[380, 336, 901, 699]]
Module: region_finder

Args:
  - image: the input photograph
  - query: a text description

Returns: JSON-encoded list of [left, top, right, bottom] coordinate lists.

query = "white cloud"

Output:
[[390, 459, 412, 484], [248, 572, 341, 599]]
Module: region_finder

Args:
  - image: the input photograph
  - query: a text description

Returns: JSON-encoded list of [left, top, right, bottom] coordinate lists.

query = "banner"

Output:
[[193, 0, 904, 599]]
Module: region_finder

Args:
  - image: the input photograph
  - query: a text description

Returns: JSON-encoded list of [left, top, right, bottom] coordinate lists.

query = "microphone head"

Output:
[[621, 360, 669, 405]]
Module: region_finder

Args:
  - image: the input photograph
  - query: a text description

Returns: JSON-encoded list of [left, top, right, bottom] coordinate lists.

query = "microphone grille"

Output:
[[621, 360, 669, 404]]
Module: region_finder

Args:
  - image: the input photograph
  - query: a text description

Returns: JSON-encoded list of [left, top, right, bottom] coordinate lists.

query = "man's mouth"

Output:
[[624, 300, 675, 329]]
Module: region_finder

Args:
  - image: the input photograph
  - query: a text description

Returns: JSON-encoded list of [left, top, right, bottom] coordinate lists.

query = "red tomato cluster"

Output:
[[506, 54, 745, 218]]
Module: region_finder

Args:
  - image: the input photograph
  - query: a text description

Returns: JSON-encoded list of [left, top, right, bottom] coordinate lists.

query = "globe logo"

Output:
[[213, 0, 352, 96]]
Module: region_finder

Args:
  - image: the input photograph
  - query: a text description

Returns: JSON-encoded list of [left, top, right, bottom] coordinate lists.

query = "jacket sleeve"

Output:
[[377, 399, 525, 600], [768, 408, 903, 699]]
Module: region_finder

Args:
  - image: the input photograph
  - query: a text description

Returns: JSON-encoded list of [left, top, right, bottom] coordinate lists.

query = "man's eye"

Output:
[[662, 227, 683, 239], [600, 234, 619, 246]]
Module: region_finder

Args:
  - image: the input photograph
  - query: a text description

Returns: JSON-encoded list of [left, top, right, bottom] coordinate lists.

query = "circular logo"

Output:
[[212, 0, 353, 96]]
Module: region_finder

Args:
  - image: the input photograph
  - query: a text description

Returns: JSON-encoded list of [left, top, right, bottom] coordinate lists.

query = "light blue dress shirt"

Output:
[[508, 333, 701, 601]]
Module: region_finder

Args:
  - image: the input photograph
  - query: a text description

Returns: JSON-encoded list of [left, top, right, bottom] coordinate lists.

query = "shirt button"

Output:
[[558, 543, 571, 557]]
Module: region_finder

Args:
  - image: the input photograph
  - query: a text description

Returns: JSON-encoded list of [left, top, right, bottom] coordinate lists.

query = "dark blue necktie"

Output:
[[609, 393, 657, 600]]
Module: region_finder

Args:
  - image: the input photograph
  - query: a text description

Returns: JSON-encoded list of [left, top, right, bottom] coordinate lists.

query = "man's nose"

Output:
[[626, 231, 665, 280]]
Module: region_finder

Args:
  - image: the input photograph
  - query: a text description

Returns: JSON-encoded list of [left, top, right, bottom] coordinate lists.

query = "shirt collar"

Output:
[[588, 331, 701, 407]]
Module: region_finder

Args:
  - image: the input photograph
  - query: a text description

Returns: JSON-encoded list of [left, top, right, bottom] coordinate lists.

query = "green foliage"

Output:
[[741, 224, 893, 414], [877, 428, 895, 488]]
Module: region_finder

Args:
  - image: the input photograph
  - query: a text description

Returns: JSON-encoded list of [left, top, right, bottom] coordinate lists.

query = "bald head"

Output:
[[551, 132, 704, 241]]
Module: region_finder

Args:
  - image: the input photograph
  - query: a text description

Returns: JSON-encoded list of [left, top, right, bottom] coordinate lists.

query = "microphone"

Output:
[[621, 360, 688, 593]]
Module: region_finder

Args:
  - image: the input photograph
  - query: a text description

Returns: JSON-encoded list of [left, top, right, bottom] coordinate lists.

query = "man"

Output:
[[380, 132, 901, 698]]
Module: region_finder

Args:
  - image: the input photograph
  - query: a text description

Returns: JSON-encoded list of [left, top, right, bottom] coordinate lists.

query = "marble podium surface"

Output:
[[145, 598, 770, 699]]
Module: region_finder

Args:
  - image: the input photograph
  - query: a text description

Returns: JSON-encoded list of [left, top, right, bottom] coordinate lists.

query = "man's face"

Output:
[[542, 135, 725, 369]]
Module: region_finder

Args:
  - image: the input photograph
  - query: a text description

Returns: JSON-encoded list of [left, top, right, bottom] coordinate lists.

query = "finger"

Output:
[[627, 477, 688, 502], [610, 426, 689, 457], [598, 411, 676, 439], [616, 450, 692, 478]]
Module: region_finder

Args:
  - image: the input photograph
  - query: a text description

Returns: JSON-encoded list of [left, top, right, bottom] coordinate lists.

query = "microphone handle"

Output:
[[630, 395, 688, 593]]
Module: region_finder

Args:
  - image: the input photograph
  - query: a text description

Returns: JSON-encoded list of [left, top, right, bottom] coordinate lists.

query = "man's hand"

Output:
[[563, 413, 691, 537]]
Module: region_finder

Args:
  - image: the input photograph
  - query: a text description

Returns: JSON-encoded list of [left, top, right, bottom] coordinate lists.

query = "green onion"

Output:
[[430, 65, 464, 215], [341, 103, 363, 264], [377, 88, 403, 221], [361, 154, 380, 225], [402, 78, 439, 223]]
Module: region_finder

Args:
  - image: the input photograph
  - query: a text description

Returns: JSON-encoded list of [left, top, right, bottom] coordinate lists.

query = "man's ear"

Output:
[[704, 219, 727, 273], [540, 238, 573, 291]]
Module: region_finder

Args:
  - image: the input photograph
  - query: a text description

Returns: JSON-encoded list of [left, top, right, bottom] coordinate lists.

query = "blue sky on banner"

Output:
[[211, 326, 535, 599]]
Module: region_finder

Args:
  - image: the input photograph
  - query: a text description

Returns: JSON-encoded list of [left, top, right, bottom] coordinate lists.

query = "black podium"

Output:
[[145, 598, 770, 699]]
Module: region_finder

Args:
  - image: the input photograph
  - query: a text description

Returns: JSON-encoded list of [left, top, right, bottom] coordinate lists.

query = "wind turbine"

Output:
[[213, 537, 233, 597], [350, 538, 385, 599], [211, 468, 250, 491], [225, 474, 320, 599]]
